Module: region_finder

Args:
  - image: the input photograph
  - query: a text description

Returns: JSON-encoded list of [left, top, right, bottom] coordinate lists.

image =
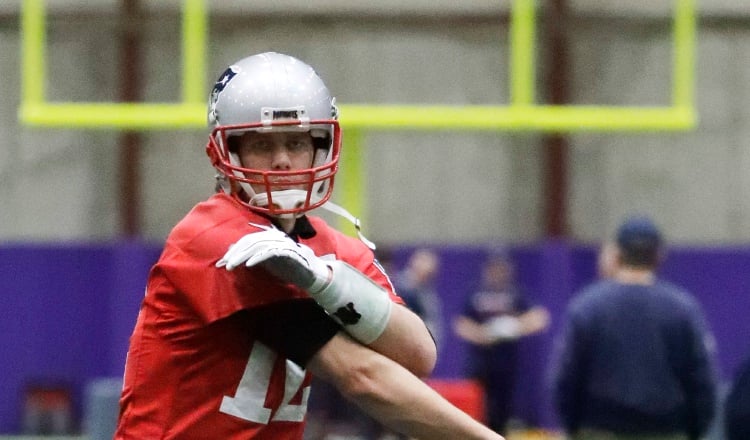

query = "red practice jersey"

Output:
[[115, 193, 401, 440]]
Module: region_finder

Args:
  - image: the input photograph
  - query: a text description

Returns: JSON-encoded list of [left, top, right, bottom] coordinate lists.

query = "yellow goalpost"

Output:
[[17, 0, 697, 235], [18, 0, 696, 132]]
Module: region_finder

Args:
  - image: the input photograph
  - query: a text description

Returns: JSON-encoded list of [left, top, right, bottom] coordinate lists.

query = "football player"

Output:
[[115, 52, 504, 440]]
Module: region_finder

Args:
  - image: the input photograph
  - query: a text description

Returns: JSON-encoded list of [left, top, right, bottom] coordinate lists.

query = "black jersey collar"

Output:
[[263, 214, 317, 241]]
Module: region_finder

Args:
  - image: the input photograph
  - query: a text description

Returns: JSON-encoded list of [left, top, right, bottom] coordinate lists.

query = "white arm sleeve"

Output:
[[311, 260, 393, 345]]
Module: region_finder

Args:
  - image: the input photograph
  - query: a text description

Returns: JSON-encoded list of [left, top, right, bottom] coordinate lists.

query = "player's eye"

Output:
[[247, 140, 273, 153], [286, 137, 313, 153]]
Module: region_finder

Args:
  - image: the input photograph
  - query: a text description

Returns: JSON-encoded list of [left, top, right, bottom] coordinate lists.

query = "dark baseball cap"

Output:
[[616, 215, 662, 254]]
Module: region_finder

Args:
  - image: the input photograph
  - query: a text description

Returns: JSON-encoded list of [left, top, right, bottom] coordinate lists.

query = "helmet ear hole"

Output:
[[227, 136, 241, 153], [312, 135, 330, 152], [312, 142, 331, 169], [312, 136, 333, 166]]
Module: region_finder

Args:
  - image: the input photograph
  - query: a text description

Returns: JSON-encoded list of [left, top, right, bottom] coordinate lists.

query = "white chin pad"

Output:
[[251, 189, 318, 215]]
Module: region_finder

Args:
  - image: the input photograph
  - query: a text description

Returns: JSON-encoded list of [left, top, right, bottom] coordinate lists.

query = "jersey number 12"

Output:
[[220, 341, 310, 424]]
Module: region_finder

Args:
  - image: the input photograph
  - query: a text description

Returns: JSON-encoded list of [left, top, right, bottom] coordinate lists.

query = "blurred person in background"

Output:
[[453, 250, 550, 435], [596, 240, 619, 280], [393, 249, 443, 352], [551, 215, 717, 440], [725, 353, 750, 440], [115, 52, 504, 440]]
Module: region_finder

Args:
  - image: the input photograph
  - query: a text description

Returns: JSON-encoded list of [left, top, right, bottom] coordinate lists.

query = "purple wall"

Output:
[[1, 241, 748, 433], [0, 242, 161, 434]]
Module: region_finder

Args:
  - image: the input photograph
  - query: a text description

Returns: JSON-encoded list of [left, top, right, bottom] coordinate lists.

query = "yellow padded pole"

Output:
[[673, 0, 696, 110], [338, 128, 366, 236], [182, 0, 207, 105], [510, 0, 536, 106], [20, 0, 45, 105]]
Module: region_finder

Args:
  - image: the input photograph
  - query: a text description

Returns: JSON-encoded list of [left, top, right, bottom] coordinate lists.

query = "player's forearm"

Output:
[[367, 304, 437, 377], [350, 363, 502, 440], [308, 260, 436, 376], [310, 335, 503, 440]]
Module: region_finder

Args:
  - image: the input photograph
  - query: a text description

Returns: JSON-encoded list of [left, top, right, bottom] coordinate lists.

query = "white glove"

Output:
[[216, 227, 331, 293], [217, 226, 392, 344]]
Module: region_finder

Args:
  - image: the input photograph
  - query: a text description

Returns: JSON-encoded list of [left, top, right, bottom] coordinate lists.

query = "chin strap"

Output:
[[318, 200, 377, 250], [251, 190, 376, 250], [217, 171, 376, 250]]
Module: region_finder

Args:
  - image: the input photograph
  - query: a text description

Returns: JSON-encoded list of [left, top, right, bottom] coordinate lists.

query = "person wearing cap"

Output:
[[550, 215, 718, 440], [395, 249, 443, 351]]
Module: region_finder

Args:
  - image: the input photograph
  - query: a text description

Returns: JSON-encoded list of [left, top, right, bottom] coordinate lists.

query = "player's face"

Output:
[[235, 131, 316, 192]]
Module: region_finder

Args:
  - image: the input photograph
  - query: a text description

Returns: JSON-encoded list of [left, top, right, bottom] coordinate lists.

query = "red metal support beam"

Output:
[[542, 0, 570, 237], [118, 0, 143, 237]]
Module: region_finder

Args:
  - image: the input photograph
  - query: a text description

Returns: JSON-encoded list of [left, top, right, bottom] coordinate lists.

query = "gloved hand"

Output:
[[218, 225, 392, 345], [216, 226, 331, 293]]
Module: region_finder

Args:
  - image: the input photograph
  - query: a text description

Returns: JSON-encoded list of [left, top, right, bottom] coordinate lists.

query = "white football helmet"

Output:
[[205, 52, 340, 218]]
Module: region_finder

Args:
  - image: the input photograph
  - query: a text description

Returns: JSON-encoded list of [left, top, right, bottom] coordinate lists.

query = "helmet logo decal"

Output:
[[208, 66, 238, 124], [261, 106, 309, 125], [273, 110, 301, 120]]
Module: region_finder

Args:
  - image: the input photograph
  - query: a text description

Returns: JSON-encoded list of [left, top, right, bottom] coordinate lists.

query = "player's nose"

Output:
[[271, 146, 292, 170]]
